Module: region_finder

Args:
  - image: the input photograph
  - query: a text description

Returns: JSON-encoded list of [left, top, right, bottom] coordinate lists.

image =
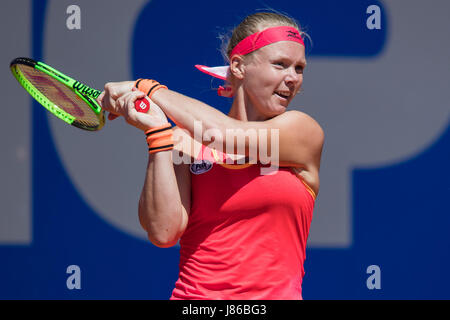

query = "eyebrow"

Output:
[[272, 53, 307, 67]]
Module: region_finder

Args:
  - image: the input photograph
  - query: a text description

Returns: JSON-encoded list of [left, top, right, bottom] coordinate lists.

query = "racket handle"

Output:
[[134, 97, 150, 113], [108, 97, 150, 120], [108, 113, 119, 120]]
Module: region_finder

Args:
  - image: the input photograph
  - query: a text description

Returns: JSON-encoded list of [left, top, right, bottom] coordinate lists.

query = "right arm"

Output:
[[138, 147, 190, 248], [97, 86, 191, 247]]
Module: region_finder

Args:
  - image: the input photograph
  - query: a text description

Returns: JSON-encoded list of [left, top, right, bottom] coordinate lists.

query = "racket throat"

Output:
[[72, 81, 101, 99]]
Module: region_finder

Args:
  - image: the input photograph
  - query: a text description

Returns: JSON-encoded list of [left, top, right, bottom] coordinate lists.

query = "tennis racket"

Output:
[[10, 57, 150, 131]]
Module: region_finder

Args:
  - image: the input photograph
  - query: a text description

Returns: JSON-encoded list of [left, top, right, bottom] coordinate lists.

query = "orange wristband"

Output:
[[135, 79, 168, 100], [145, 124, 174, 154]]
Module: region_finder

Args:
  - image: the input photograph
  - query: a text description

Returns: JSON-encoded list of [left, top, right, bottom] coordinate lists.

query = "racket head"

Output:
[[10, 57, 105, 131]]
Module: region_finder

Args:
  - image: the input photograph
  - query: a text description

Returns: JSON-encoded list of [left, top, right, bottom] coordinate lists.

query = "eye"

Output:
[[273, 61, 285, 68], [295, 65, 304, 73]]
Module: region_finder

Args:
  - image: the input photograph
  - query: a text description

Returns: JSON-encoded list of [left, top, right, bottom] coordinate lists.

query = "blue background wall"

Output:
[[0, 0, 449, 299]]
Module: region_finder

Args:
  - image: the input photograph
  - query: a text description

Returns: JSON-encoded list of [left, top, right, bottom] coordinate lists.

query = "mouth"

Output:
[[274, 91, 291, 101]]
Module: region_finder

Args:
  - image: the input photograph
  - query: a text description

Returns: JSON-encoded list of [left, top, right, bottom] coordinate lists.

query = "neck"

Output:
[[227, 85, 267, 122]]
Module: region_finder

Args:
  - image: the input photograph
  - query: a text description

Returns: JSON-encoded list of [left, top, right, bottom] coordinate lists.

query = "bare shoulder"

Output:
[[277, 110, 324, 141], [274, 110, 325, 196], [272, 110, 325, 159]]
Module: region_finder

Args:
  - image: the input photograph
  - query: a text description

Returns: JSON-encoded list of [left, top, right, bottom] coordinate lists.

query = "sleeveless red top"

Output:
[[170, 144, 315, 300]]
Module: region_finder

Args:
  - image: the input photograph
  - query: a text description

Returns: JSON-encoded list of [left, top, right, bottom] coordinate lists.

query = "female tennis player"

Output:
[[98, 12, 324, 300]]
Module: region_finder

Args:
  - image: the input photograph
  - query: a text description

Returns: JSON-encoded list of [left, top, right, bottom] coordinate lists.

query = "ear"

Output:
[[229, 54, 245, 80]]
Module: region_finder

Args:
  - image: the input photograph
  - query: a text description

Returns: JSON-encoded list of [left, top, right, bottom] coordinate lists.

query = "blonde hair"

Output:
[[220, 12, 303, 62]]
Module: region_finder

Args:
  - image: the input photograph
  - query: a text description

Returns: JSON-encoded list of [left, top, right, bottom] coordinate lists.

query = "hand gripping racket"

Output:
[[10, 57, 150, 131]]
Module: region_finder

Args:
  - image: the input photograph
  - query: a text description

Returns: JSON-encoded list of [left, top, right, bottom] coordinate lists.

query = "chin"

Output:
[[266, 107, 286, 119], [269, 98, 289, 113], [274, 103, 289, 113], [254, 100, 287, 119]]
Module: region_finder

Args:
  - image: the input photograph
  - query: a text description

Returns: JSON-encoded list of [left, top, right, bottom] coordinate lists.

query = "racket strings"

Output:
[[17, 64, 100, 128]]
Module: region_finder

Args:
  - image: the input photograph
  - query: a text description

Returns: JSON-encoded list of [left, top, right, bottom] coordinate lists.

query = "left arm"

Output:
[[101, 82, 324, 172], [150, 88, 324, 172]]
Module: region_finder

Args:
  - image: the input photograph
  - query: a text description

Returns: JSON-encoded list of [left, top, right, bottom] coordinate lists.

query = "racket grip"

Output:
[[134, 97, 150, 113], [108, 97, 150, 121]]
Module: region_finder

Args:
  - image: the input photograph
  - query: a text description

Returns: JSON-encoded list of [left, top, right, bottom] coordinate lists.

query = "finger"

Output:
[[134, 89, 146, 97], [126, 92, 143, 114], [126, 90, 146, 105], [97, 91, 105, 106], [116, 94, 127, 111], [129, 91, 147, 111], [105, 83, 120, 100]]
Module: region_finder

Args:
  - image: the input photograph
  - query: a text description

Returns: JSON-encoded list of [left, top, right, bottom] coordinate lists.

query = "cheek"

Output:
[[245, 68, 278, 95], [245, 80, 273, 105]]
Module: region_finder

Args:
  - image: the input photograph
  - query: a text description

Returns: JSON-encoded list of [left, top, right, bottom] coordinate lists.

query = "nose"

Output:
[[285, 66, 301, 87]]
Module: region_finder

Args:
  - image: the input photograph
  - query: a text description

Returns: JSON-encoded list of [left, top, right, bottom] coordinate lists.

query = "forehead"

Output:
[[254, 41, 306, 64]]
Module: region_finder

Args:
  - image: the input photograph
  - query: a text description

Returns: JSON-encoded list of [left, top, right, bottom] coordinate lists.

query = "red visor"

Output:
[[230, 26, 304, 57]]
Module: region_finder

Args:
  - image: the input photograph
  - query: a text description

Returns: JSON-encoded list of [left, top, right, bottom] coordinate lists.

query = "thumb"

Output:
[[97, 91, 105, 106]]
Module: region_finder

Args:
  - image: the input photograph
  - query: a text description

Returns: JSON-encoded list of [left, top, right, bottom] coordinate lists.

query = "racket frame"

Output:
[[10, 57, 105, 131]]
